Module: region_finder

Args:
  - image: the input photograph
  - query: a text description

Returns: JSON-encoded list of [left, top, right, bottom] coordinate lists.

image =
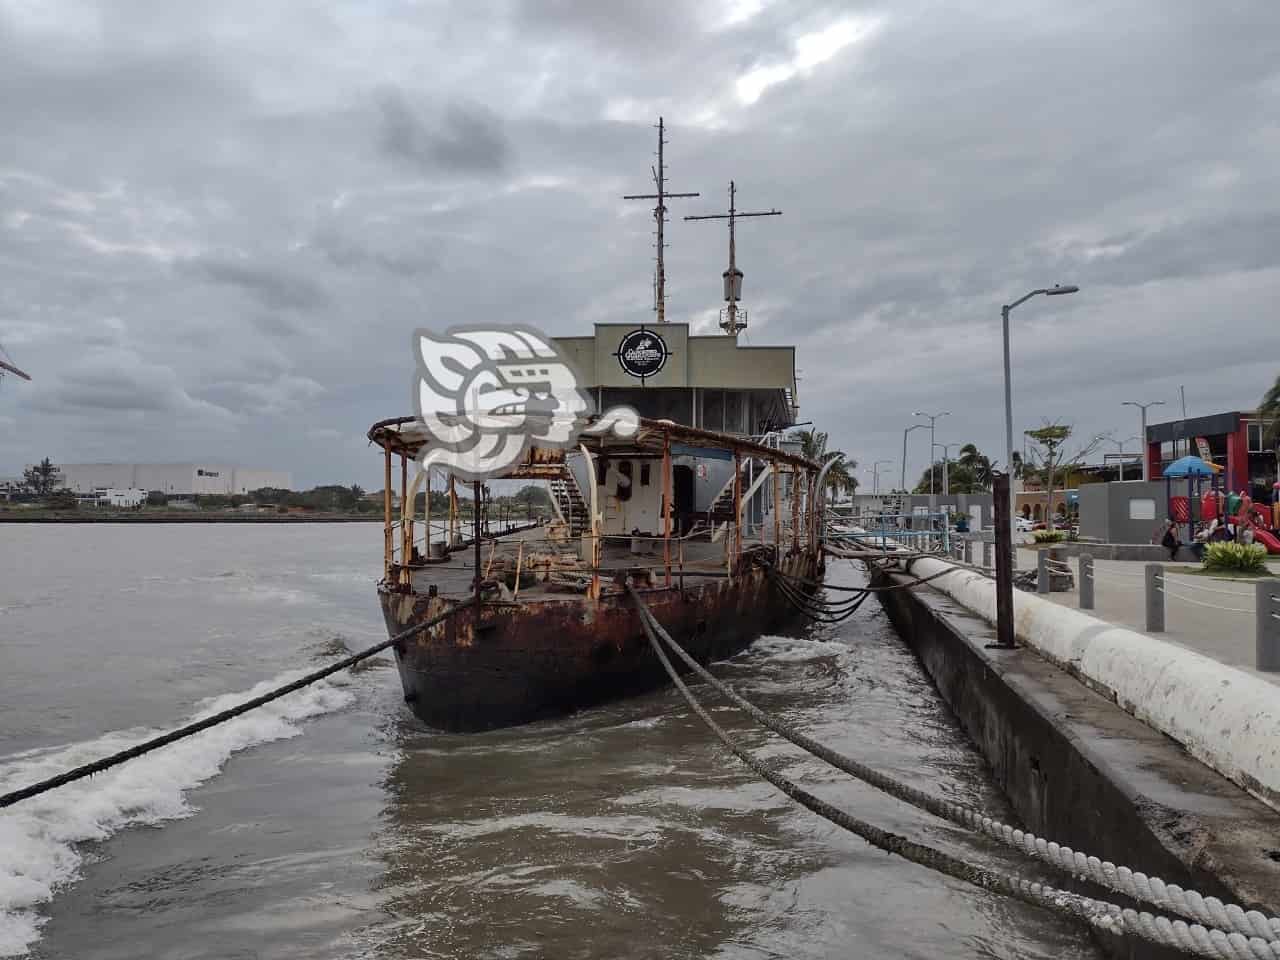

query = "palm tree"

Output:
[[823, 455, 856, 500], [1262, 373, 1280, 473], [957, 443, 993, 491], [792, 429, 828, 461]]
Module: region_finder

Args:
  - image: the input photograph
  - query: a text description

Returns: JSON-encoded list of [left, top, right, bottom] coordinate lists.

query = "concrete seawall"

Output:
[[873, 569, 1280, 958]]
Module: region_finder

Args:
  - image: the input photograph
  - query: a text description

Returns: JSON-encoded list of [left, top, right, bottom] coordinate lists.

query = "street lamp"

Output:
[[901, 423, 927, 494], [1121, 400, 1165, 482], [1001, 284, 1079, 548], [933, 442, 962, 495], [912, 411, 950, 502], [871, 459, 893, 494]]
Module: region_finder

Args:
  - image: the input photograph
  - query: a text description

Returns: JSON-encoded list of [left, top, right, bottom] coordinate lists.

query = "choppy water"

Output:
[[0, 524, 1101, 959]]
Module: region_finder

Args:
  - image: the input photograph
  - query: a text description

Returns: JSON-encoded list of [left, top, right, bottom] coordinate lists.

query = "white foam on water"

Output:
[[746, 635, 849, 663], [0, 672, 355, 958]]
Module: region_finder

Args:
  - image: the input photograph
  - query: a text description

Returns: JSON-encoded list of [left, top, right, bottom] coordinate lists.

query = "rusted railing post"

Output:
[[663, 433, 672, 587], [383, 445, 392, 580], [773, 465, 781, 550], [401, 454, 410, 574], [733, 449, 743, 574], [792, 469, 802, 554], [473, 480, 482, 629]]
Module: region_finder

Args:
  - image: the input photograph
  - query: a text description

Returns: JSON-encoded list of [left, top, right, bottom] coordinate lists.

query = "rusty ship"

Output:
[[368, 120, 832, 731]]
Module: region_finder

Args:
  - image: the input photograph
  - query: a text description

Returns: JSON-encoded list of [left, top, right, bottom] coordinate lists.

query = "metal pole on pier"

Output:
[[992, 473, 1015, 648]]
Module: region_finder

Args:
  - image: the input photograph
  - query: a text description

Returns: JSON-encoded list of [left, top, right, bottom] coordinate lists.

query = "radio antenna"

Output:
[[685, 181, 781, 337], [622, 117, 700, 322]]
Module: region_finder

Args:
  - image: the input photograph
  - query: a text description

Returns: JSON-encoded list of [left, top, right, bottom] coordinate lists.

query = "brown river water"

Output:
[[0, 524, 1102, 959]]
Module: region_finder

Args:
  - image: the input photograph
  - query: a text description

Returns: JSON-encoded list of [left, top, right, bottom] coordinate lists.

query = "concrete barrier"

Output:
[[896, 556, 1280, 813]]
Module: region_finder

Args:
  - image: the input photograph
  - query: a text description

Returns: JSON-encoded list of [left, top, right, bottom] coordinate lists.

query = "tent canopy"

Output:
[[1162, 455, 1220, 478]]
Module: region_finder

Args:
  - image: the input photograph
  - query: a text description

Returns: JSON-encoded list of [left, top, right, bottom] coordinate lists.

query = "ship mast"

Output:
[[684, 181, 781, 336], [622, 117, 699, 322]]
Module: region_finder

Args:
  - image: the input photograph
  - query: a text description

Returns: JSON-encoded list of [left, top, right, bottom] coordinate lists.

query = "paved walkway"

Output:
[[1030, 551, 1280, 688]]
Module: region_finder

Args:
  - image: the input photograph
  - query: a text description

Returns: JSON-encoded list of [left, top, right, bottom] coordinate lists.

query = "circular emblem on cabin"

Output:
[[614, 327, 670, 382]]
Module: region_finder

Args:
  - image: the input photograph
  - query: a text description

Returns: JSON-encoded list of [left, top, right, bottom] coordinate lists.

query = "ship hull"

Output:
[[378, 550, 822, 732]]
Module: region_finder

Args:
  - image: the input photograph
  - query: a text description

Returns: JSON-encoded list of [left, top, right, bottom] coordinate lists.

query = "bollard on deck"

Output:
[[1145, 563, 1164, 633], [1079, 554, 1094, 610], [1258, 578, 1280, 672]]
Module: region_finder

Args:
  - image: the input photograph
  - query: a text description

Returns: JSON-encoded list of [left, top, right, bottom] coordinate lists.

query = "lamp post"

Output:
[[934, 442, 961, 495], [901, 423, 927, 494], [1121, 400, 1164, 482], [912, 411, 950, 508], [871, 459, 893, 494], [1002, 284, 1079, 552]]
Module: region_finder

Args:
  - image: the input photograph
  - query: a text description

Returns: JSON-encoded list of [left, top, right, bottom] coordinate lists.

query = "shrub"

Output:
[[1032, 530, 1065, 544], [1202, 541, 1268, 573]]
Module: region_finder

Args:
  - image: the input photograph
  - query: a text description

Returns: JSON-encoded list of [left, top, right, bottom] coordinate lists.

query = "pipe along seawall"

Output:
[[870, 556, 1280, 955]]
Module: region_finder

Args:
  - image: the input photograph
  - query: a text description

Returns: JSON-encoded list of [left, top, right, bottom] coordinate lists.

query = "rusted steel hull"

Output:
[[378, 551, 822, 732]]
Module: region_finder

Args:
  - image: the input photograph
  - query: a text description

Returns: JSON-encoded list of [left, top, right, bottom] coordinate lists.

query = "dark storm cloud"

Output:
[[3, 0, 1280, 488], [376, 91, 511, 174], [176, 255, 329, 312]]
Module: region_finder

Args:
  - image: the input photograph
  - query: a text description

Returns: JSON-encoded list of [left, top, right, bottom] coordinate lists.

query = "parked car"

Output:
[[1015, 517, 1035, 532]]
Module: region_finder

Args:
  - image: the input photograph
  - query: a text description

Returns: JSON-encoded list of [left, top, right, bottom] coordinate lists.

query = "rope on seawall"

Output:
[[624, 585, 1280, 953], [0, 603, 462, 810]]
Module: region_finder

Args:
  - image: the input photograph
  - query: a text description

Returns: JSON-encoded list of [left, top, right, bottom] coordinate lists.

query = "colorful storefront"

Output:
[[1145, 410, 1277, 501]]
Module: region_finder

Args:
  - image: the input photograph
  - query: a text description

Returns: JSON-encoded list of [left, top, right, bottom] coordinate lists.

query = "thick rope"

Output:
[[0, 603, 462, 809], [636, 590, 1280, 943], [768, 568, 870, 623], [627, 586, 1279, 960]]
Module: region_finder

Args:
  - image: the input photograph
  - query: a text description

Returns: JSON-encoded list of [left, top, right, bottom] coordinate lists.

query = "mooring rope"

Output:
[[0, 603, 462, 810], [632, 589, 1280, 943], [626, 587, 1280, 960]]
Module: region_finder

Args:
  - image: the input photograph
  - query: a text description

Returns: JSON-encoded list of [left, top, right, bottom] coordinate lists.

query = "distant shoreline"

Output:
[[0, 512, 385, 523], [0, 512, 545, 525]]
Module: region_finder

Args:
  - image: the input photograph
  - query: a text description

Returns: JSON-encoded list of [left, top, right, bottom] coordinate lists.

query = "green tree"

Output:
[[23, 457, 61, 496], [957, 443, 993, 491], [1023, 423, 1101, 532], [146, 490, 168, 507]]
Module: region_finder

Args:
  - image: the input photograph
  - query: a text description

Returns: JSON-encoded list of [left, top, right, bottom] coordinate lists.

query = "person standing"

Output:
[[1161, 519, 1180, 561]]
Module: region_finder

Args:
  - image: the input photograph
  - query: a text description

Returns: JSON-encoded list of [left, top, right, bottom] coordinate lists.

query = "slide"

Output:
[[1253, 528, 1280, 555]]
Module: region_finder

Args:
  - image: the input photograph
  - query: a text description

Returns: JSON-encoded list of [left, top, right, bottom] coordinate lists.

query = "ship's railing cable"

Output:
[[0, 603, 463, 810], [626, 585, 1280, 944], [625, 587, 1279, 960]]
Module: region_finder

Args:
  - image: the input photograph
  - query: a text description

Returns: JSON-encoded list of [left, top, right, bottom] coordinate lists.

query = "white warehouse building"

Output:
[[55, 463, 292, 496]]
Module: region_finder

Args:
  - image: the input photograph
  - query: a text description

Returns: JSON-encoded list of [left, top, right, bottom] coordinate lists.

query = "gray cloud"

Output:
[[376, 91, 511, 174], [176, 255, 328, 312], [2, 0, 1280, 490]]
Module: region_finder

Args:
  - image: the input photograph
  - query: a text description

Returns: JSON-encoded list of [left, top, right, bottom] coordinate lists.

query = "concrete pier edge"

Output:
[[871, 564, 1280, 957], [894, 557, 1280, 815]]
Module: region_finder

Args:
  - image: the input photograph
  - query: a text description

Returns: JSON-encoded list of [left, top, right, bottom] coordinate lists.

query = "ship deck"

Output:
[[402, 525, 779, 602]]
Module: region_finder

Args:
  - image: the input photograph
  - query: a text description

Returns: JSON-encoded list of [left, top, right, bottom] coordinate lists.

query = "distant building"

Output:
[[51, 463, 292, 496], [1144, 410, 1276, 499], [76, 487, 147, 508]]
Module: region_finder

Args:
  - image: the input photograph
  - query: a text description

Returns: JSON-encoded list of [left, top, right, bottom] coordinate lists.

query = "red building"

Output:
[[1145, 410, 1277, 499]]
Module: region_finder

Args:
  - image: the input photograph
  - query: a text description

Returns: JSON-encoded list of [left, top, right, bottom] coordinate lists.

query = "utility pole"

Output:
[[685, 181, 781, 336], [622, 117, 699, 323]]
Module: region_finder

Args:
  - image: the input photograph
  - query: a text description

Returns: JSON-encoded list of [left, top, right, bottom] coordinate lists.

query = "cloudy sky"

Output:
[[2, 0, 1278, 490]]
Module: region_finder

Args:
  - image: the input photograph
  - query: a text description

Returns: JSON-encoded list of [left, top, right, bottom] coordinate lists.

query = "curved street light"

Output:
[[913, 411, 950, 503], [1001, 284, 1079, 547], [1122, 399, 1165, 481], [870, 459, 893, 494], [901, 423, 928, 493]]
